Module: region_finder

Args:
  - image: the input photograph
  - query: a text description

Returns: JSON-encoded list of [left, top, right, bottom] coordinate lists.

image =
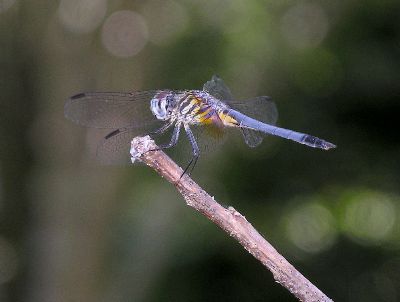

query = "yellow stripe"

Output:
[[218, 112, 238, 126], [198, 108, 213, 124], [188, 95, 213, 124]]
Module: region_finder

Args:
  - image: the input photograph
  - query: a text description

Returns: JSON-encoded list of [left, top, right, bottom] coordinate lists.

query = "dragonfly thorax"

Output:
[[150, 91, 178, 121]]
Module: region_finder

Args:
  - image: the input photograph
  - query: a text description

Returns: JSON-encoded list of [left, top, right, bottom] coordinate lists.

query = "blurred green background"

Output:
[[1, 0, 400, 301]]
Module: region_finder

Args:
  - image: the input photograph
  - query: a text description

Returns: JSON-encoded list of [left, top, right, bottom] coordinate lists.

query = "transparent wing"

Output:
[[95, 127, 140, 165], [191, 124, 229, 154], [240, 127, 263, 147], [64, 90, 163, 129], [229, 97, 278, 148], [97, 125, 180, 164], [96, 123, 182, 165], [64, 90, 183, 164], [98, 123, 200, 168], [203, 75, 234, 100], [228, 96, 278, 125], [203, 75, 278, 125], [203, 75, 279, 148]]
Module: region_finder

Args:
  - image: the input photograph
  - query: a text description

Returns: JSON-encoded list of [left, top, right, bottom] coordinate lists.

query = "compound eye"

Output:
[[162, 99, 168, 110], [166, 95, 173, 104]]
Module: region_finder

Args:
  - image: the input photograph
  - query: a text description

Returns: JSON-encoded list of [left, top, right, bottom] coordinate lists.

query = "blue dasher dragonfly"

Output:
[[65, 75, 335, 174]]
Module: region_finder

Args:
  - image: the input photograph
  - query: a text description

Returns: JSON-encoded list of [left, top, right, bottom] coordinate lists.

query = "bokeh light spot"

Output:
[[0, 0, 17, 13], [281, 3, 329, 49], [0, 237, 18, 284], [101, 10, 148, 58], [58, 0, 107, 34], [142, 0, 188, 46], [342, 190, 396, 245], [285, 202, 337, 253]]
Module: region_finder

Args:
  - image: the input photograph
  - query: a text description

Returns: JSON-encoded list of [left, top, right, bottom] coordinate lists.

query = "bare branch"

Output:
[[131, 136, 333, 302]]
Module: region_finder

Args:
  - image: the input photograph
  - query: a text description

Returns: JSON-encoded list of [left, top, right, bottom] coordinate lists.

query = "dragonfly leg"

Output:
[[181, 124, 200, 178], [149, 123, 181, 152], [149, 121, 174, 136]]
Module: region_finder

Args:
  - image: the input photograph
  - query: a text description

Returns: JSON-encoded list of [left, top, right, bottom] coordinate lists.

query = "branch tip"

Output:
[[129, 135, 333, 302]]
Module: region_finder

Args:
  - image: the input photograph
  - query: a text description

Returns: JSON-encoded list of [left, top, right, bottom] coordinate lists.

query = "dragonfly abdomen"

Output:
[[228, 110, 336, 150]]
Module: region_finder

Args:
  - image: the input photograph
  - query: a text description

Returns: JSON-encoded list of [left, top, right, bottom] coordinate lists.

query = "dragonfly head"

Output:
[[151, 91, 177, 121]]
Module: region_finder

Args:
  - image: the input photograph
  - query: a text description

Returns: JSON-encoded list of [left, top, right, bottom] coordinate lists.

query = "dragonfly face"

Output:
[[150, 91, 178, 121]]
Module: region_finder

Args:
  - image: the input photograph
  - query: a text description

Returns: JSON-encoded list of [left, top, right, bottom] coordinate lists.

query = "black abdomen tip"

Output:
[[321, 141, 336, 150], [303, 135, 336, 150]]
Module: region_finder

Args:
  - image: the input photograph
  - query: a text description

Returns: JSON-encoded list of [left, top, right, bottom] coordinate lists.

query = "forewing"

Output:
[[96, 127, 146, 165], [64, 91, 161, 129], [202, 75, 234, 100]]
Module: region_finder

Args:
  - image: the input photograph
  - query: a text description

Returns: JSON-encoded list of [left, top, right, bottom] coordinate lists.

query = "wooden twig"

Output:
[[130, 136, 333, 302]]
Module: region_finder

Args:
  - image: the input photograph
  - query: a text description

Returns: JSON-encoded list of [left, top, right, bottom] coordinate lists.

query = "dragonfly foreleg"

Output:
[[150, 121, 174, 136], [151, 122, 181, 151], [181, 123, 200, 177]]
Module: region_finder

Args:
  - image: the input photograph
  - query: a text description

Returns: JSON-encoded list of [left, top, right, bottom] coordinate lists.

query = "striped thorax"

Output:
[[150, 90, 240, 128]]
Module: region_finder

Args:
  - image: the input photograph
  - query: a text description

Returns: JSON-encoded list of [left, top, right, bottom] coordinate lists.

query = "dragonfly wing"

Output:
[[240, 127, 264, 148], [203, 76, 278, 147], [191, 124, 228, 154], [228, 96, 278, 126], [203, 76, 278, 125], [96, 127, 146, 165], [202, 75, 234, 100], [228, 97, 278, 148], [64, 91, 162, 129]]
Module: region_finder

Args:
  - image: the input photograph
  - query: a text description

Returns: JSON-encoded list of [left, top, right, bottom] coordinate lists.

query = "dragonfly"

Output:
[[65, 75, 336, 174]]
